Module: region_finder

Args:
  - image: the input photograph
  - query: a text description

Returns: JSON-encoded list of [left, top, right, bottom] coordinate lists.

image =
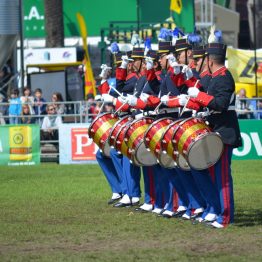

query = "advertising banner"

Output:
[[59, 124, 98, 164], [0, 124, 40, 166], [233, 120, 262, 160], [227, 47, 262, 84]]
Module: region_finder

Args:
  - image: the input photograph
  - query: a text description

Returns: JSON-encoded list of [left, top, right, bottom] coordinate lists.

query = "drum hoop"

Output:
[[124, 117, 154, 141], [109, 115, 132, 145], [114, 120, 133, 148], [160, 119, 183, 148], [186, 132, 224, 170], [144, 117, 174, 144], [88, 112, 116, 137]]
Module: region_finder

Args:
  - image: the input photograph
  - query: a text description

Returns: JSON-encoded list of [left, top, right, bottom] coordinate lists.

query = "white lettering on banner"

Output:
[[74, 134, 92, 155], [250, 132, 262, 156], [233, 132, 262, 156], [25, 7, 44, 21], [0, 139, 2, 153]]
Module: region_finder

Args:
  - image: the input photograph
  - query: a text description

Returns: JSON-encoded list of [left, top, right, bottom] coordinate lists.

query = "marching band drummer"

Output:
[[102, 48, 146, 208], [129, 37, 191, 217], [187, 41, 242, 228]]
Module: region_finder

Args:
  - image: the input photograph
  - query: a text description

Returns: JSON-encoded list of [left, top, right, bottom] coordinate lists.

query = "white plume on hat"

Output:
[[208, 25, 217, 44], [131, 33, 142, 46]]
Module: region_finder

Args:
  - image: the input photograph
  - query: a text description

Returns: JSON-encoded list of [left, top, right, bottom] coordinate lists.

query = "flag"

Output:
[[170, 0, 182, 14], [76, 13, 96, 96]]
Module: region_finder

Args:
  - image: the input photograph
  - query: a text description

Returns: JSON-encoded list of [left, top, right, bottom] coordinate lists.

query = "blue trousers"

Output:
[[96, 150, 122, 194], [142, 166, 156, 205], [191, 167, 221, 218], [176, 168, 206, 215], [212, 145, 234, 225], [122, 156, 141, 198], [162, 167, 189, 212]]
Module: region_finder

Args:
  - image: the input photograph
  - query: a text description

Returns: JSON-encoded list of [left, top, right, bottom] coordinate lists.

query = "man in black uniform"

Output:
[[188, 42, 242, 228]]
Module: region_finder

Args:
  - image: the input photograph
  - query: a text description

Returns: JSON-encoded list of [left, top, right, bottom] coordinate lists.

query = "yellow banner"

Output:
[[227, 47, 262, 84], [170, 0, 182, 14]]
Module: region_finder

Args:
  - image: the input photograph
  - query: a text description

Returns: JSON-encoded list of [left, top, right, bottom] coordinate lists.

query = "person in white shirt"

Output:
[[41, 104, 62, 141]]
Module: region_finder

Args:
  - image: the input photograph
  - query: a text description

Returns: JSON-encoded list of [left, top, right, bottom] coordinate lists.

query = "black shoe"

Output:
[[113, 202, 132, 208], [108, 196, 122, 205], [172, 210, 186, 218]]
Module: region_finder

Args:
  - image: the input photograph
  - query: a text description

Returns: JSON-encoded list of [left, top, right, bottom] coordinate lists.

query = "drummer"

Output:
[[102, 47, 148, 208], [187, 33, 242, 228]]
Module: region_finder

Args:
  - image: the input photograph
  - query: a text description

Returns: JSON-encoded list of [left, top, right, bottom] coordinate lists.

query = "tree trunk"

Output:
[[44, 0, 64, 47]]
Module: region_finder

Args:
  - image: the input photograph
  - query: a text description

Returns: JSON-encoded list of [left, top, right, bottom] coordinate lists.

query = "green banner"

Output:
[[172, 0, 194, 33], [23, 0, 195, 38], [0, 124, 40, 166], [233, 120, 262, 160]]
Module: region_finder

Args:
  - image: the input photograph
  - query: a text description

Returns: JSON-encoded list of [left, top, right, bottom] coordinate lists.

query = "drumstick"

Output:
[[179, 80, 200, 117], [109, 85, 125, 98], [153, 92, 171, 113]]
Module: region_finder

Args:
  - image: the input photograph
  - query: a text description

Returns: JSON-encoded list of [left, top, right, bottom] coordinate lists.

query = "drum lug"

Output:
[[205, 121, 209, 125], [130, 160, 133, 164], [156, 149, 160, 153], [124, 138, 128, 142], [183, 150, 188, 155], [145, 137, 150, 141], [146, 148, 151, 152], [174, 162, 178, 167], [117, 151, 121, 154], [99, 149, 103, 153], [162, 140, 166, 143], [91, 128, 94, 132], [116, 141, 120, 144], [110, 146, 114, 149], [156, 159, 159, 163], [163, 150, 167, 154], [172, 139, 177, 144], [173, 151, 179, 155]]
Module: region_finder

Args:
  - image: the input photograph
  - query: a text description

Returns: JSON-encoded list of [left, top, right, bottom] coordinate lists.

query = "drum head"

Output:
[[135, 142, 157, 166], [159, 153, 176, 169], [187, 133, 224, 170], [177, 154, 190, 171], [102, 140, 111, 157]]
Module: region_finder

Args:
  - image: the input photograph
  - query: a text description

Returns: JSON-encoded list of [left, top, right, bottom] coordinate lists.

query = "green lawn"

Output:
[[0, 161, 262, 261]]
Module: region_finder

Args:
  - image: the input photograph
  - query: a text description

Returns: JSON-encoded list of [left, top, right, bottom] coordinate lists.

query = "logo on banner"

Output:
[[71, 128, 96, 161]]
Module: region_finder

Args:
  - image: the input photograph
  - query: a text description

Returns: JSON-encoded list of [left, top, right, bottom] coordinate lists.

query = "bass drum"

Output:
[[88, 112, 119, 157], [161, 120, 190, 171], [172, 117, 224, 170], [124, 117, 157, 166]]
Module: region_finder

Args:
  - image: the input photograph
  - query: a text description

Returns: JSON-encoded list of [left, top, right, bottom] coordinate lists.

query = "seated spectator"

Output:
[[21, 104, 35, 124], [41, 104, 62, 141], [8, 88, 22, 124], [20, 87, 35, 115], [33, 88, 46, 125], [51, 92, 65, 115], [236, 88, 252, 119]]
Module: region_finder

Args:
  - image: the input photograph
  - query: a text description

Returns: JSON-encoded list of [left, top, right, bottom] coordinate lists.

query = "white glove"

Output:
[[120, 55, 129, 69], [126, 94, 138, 106], [187, 87, 200, 98], [118, 96, 126, 104], [101, 94, 114, 103], [145, 57, 154, 70], [178, 94, 188, 106], [99, 64, 111, 79], [167, 53, 179, 68], [140, 93, 149, 103], [182, 65, 193, 80], [160, 95, 169, 105]]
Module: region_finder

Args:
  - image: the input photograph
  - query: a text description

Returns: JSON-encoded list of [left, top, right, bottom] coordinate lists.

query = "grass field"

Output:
[[0, 160, 262, 261]]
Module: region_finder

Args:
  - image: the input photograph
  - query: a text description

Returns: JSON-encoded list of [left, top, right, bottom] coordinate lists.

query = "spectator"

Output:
[[236, 88, 252, 119], [41, 104, 62, 141], [51, 92, 65, 115], [0, 92, 7, 125], [250, 99, 262, 120], [20, 87, 35, 115], [8, 88, 22, 124], [21, 104, 35, 124], [85, 93, 97, 123], [33, 88, 46, 124]]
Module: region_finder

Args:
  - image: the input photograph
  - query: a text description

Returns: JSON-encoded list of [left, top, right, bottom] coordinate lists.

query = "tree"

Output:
[[44, 0, 64, 47]]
